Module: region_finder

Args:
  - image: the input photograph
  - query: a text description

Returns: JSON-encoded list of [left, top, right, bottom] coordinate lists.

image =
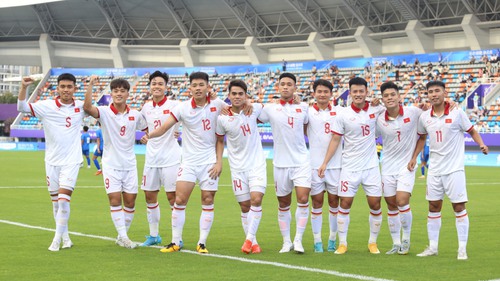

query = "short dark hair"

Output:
[[279, 72, 296, 84], [57, 73, 76, 85], [380, 81, 399, 94], [110, 78, 130, 91], [83, 125, 89, 132], [189, 72, 209, 83], [228, 79, 247, 93], [426, 80, 446, 90], [149, 70, 169, 84], [348, 77, 368, 88], [313, 79, 333, 92]]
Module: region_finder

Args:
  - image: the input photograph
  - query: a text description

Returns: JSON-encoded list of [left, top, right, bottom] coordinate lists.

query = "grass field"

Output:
[[1, 150, 499, 281]]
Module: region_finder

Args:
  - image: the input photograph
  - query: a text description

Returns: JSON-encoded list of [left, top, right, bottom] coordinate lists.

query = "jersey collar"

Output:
[[110, 103, 130, 115], [191, 95, 210, 109], [153, 96, 167, 107], [351, 101, 369, 113], [385, 105, 404, 121], [313, 103, 332, 112], [430, 102, 450, 117], [279, 99, 293, 106], [55, 97, 75, 107]]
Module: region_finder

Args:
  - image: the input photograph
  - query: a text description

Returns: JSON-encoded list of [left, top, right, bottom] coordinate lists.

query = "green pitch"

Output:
[[0, 151, 499, 281]]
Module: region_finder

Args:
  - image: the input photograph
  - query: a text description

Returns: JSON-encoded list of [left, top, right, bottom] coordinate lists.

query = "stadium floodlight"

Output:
[[0, 0, 65, 9]]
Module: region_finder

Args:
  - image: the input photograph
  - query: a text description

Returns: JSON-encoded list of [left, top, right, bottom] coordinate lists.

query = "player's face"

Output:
[[278, 77, 296, 100], [349, 84, 368, 105], [110, 87, 129, 106], [190, 78, 209, 100], [427, 85, 446, 106], [312, 85, 332, 106], [57, 80, 76, 104], [228, 86, 247, 108], [381, 88, 400, 109], [149, 77, 167, 99]]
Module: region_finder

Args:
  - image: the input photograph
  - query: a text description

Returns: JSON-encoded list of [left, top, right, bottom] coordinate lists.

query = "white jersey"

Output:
[[141, 97, 181, 167], [97, 104, 147, 171], [307, 103, 342, 169], [18, 98, 85, 166], [332, 102, 384, 171], [377, 106, 422, 175], [216, 103, 265, 172], [417, 103, 473, 176], [258, 101, 310, 168], [171, 96, 226, 166]]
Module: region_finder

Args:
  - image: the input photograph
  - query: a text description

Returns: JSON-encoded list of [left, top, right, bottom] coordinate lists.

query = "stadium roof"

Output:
[[1, 0, 499, 45]]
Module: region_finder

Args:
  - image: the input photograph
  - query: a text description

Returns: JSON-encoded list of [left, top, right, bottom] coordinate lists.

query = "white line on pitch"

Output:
[[0, 219, 394, 281]]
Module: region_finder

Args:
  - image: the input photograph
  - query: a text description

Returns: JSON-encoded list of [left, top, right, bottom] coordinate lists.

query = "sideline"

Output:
[[0, 219, 395, 281]]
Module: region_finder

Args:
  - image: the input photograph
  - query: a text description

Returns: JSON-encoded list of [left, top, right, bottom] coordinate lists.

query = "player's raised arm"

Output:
[[17, 77, 34, 112], [84, 75, 100, 118], [318, 133, 341, 178], [148, 114, 177, 139], [408, 134, 427, 171], [468, 127, 488, 155]]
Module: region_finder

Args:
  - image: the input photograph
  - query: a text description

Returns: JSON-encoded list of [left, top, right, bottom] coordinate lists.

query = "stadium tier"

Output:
[[12, 49, 500, 133]]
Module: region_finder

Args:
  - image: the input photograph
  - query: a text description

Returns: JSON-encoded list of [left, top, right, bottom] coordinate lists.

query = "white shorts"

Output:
[[103, 168, 138, 195], [311, 168, 340, 196], [426, 171, 468, 203], [274, 163, 312, 197], [176, 163, 219, 191], [339, 167, 382, 197], [45, 163, 80, 193], [382, 168, 416, 197], [141, 164, 179, 193], [231, 164, 267, 202]]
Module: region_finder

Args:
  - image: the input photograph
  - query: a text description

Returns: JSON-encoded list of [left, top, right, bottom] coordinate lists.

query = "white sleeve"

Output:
[[17, 99, 32, 114], [257, 104, 270, 123]]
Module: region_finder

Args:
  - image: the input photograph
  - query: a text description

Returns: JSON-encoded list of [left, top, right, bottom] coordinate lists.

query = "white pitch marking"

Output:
[[0, 219, 394, 281]]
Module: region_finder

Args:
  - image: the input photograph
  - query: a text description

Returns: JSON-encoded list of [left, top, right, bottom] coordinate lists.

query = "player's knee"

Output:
[[452, 202, 466, 213]]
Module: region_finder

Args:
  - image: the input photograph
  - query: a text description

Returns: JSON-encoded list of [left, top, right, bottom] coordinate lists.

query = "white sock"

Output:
[[55, 194, 71, 241], [428, 212, 441, 250], [311, 208, 323, 243], [198, 204, 214, 245], [328, 207, 338, 241], [337, 207, 350, 245], [241, 211, 249, 236], [294, 202, 309, 242], [51, 193, 58, 222], [398, 204, 412, 241], [278, 206, 291, 243], [455, 210, 469, 251], [123, 206, 135, 233], [387, 209, 401, 245], [369, 209, 382, 244], [171, 204, 186, 245], [147, 202, 160, 237], [110, 206, 127, 238], [247, 206, 262, 244]]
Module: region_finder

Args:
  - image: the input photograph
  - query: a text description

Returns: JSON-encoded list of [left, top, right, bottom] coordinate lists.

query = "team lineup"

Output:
[[17, 70, 489, 260]]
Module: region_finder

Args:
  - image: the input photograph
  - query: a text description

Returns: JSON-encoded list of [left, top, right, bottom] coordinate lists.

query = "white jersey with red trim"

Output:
[[258, 101, 309, 168], [141, 97, 181, 167], [332, 102, 384, 171], [417, 104, 472, 175], [21, 98, 85, 166], [376, 106, 422, 175], [307, 104, 342, 169], [216, 103, 265, 172], [97, 104, 147, 171], [171, 97, 226, 166]]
